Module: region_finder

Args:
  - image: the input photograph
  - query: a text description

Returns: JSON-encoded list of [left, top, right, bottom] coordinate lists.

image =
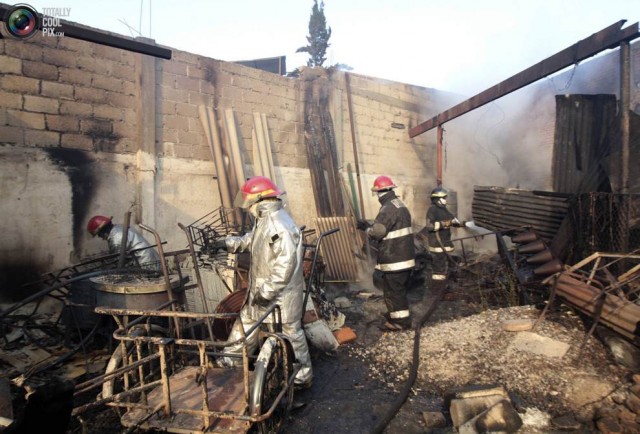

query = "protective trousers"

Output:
[[431, 251, 448, 283], [373, 269, 411, 327], [221, 314, 313, 386]]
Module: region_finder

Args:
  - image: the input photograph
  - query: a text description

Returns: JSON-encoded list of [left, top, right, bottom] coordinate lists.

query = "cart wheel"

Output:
[[249, 335, 295, 434], [101, 324, 167, 400]]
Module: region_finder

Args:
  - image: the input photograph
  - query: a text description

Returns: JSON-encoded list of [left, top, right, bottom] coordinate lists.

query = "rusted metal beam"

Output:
[[409, 20, 640, 137]]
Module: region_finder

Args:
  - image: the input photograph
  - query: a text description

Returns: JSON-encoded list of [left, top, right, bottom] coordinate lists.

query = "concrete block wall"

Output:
[[3, 25, 635, 298]]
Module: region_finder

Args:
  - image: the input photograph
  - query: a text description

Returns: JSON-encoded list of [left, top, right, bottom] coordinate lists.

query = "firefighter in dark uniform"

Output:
[[358, 175, 415, 331], [426, 187, 465, 285]]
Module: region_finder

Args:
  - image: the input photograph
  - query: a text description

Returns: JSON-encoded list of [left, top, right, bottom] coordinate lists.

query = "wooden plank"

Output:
[[409, 21, 640, 137]]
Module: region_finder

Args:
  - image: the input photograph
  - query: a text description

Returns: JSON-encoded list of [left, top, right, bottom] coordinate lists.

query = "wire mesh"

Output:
[[186, 207, 245, 254], [567, 193, 640, 271]]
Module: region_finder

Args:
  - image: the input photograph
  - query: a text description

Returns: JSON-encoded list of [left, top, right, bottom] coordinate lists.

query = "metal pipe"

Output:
[[620, 40, 630, 194], [118, 211, 131, 268], [436, 125, 443, 187], [138, 223, 181, 337]]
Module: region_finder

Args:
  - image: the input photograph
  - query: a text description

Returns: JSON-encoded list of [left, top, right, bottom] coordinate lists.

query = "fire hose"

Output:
[[371, 231, 455, 434]]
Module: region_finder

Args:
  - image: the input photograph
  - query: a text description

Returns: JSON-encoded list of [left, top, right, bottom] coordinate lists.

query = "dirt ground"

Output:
[[56, 254, 634, 434]]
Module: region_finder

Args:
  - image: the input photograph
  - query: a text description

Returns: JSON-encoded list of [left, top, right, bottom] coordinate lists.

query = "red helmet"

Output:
[[371, 175, 397, 192], [87, 215, 112, 236], [234, 176, 284, 209]]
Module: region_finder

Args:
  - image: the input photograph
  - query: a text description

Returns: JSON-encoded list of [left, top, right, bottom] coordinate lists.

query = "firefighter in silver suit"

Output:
[[216, 176, 313, 389], [87, 215, 160, 271]]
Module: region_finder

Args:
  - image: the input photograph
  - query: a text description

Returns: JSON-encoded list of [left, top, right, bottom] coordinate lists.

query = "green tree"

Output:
[[297, 0, 332, 67]]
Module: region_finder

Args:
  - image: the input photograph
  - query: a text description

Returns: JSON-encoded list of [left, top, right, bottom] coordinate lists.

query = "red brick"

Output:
[[24, 129, 60, 147], [333, 327, 357, 344], [24, 95, 59, 114]]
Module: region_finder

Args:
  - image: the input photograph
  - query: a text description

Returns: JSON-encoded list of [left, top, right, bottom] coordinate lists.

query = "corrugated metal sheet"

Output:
[[313, 217, 363, 282], [472, 186, 570, 242], [552, 94, 617, 193]]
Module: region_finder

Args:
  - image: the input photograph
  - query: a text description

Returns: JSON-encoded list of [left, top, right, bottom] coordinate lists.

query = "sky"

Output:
[[18, 0, 640, 96]]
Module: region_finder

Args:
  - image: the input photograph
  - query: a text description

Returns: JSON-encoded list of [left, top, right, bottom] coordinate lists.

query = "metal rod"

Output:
[[118, 211, 131, 268], [138, 223, 181, 337], [437, 125, 443, 187]]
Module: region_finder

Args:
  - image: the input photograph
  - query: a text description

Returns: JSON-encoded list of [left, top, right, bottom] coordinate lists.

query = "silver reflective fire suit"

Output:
[[222, 200, 312, 385], [107, 224, 161, 271]]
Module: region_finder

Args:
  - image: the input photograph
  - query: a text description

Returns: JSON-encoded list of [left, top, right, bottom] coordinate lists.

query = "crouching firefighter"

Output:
[[358, 175, 415, 331], [425, 187, 466, 286], [213, 176, 313, 389]]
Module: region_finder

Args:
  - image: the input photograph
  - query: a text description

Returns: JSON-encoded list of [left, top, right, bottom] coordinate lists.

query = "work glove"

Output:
[[441, 220, 452, 229], [252, 291, 271, 307], [451, 217, 461, 227], [211, 238, 227, 253], [356, 219, 370, 231]]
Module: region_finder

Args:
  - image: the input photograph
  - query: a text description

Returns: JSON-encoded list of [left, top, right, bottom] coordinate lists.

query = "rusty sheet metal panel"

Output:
[[555, 272, 640, 341], [472, 186, 570, 242], [313, 217, 361, 282], [552, 94, 617, 194]]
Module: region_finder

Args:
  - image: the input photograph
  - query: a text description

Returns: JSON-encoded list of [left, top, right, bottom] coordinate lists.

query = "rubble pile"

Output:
[[347, 304, 634, 431]]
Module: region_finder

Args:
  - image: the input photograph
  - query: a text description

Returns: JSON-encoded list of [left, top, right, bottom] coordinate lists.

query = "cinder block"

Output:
[[111, 63, 135, 81], [175, 102, 198, 118], [59, 67, 92, 86], [74, 86, 107, 103], [59, 101, 92, 116], [24, 129, 60, 147], [177, 129, 200, 146], [0, 75, 40, 94], [105, 92, 136, 109], [0, 126, 24, 144], [24, 95, 59, 114], [41, 82, 74, 99], [162, 115, 189, 131], [7, 110, 45, 129], [161, 61, 188, 76], [112, 122, 137, 139], [80, 118, 112, 135], [42, 47, 76, 67], [4, 40, 43, 61], [93, 44, 123, 62], [93, 104, 123, 121], [61, 133, 93, 151], [161, 86, 189, 104], [0, 91, 23, 110], [57, 37, 93, 55], [175, 75, 200, 92], [0, 55, 22, 74], [449, 394, 506, 428], [46, 114, 79, 132], [92, 75, 123, 92]]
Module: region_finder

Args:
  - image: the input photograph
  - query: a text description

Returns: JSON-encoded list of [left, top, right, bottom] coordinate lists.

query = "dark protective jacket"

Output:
[[367, 191, 416, 272], [426, 204, 456, 252]]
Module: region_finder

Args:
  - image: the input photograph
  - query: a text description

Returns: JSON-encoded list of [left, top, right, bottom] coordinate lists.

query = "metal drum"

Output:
[[91, 274, 182, 311]]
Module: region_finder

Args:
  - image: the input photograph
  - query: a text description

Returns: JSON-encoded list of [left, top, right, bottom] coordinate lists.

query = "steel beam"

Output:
[[409, 20, 639, 137]]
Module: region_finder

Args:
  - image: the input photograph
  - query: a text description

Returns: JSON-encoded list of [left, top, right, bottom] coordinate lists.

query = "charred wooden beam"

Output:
[[409, 20, 639, 137]]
